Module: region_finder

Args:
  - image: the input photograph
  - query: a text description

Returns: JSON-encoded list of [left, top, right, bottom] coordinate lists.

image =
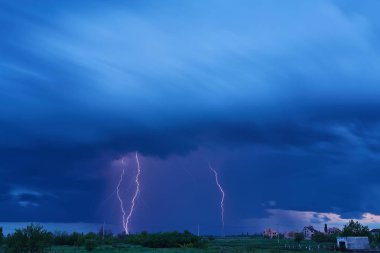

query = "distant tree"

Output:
[[312, 232, 336, 243], [5, 224, 52, 253], [97, 226, 113, 242], [0, 227, 4, 253], [53, 231, 70, 245], [71, 232, 85, 247], [372, 233, 380, 245], [0, 227, 3, 245], [324, 224, 328, 233], [84, 232, 98, 240], [126, 231, 205, 248], [294, 233, 304, 243], [341, 220, 370, 237], [5, 230, 27, 253]]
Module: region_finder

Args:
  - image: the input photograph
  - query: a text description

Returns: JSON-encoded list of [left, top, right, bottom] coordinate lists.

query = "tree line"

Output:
[[0, 224, 207, 253]]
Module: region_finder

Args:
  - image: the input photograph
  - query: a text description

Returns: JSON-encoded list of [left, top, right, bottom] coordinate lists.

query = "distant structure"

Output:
[[370, 229, 380, 236], [284, 231, 296, 240], [327, 227, 341, 235], [263, 228, 278, 239], [337, 237, 370, 250], [303, 225, 318, 240]]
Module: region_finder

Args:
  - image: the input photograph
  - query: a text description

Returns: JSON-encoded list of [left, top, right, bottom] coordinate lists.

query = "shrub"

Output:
[[127, 231, 205, 248], [270, 249, 280, 253], [208, 235, 215, 241], [0, 227, 3, 245], [294, 233, 304, 243], [312, 232, 336, 243], [5, 224, 52, 253], [84, 239, 97, 251], [372, 233, 380, 245]]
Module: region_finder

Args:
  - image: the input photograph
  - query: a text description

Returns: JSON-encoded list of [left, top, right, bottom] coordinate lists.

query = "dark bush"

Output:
[[312, 232, 336, 243], [126, 230, 206, 248], [5, 224, 52, 253], [48, 231, 87, 247], [294, 233, 304, 243], [0, 227, 3, 245], [84, 239, 97, 251]]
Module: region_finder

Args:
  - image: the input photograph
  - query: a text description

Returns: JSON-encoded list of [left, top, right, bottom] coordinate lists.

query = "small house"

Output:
[[263, 228, 278, 239], [337, 237, 370, 251], [303, 225, 318, 240]]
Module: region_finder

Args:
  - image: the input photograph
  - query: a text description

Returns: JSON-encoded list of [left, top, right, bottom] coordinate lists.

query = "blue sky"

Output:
[[1, 0, 380, 235]]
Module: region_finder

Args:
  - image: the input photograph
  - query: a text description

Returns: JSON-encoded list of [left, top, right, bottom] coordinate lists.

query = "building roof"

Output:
[[327, 227, 341, 233], [337, 236, 369, 238], [303, 225, 318, 232]]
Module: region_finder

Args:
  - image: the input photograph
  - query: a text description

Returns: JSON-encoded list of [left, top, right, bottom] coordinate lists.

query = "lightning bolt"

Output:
[[125, 152, 141, 234], [209, 163, 225, 235], [116, 166, 127, 234]]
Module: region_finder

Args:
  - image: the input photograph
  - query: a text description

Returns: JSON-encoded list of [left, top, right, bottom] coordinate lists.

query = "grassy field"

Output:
[[50, 237, 337, 253]]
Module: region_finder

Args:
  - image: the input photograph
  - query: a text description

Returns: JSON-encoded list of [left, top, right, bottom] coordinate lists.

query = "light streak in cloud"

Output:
[[116, 166, 127, 234], [209, 163, 225, 235], [125, 152, 142, 234]]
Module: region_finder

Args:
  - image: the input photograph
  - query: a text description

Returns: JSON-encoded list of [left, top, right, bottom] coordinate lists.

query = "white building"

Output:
[[337, 237, 370, 250]]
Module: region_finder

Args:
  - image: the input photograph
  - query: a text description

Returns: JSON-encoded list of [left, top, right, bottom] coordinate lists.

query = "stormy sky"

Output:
[[1, 0, 380, 235]]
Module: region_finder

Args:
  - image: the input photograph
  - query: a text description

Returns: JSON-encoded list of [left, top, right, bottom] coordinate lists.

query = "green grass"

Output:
[[50, 238, 337, 253], [208, 238, 335, 253], [51, 245, 211, 253]]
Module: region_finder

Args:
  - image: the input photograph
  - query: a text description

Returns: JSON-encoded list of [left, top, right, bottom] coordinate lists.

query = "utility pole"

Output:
[[197, 224, 200, 237]]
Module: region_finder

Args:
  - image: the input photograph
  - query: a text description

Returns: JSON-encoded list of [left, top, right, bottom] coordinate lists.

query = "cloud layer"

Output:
[[1, 0, 380, 234]]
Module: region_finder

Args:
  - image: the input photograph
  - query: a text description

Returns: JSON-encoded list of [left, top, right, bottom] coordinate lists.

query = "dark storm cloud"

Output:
[[1, 0, 380, 233], [1, 0, 379, 156]]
